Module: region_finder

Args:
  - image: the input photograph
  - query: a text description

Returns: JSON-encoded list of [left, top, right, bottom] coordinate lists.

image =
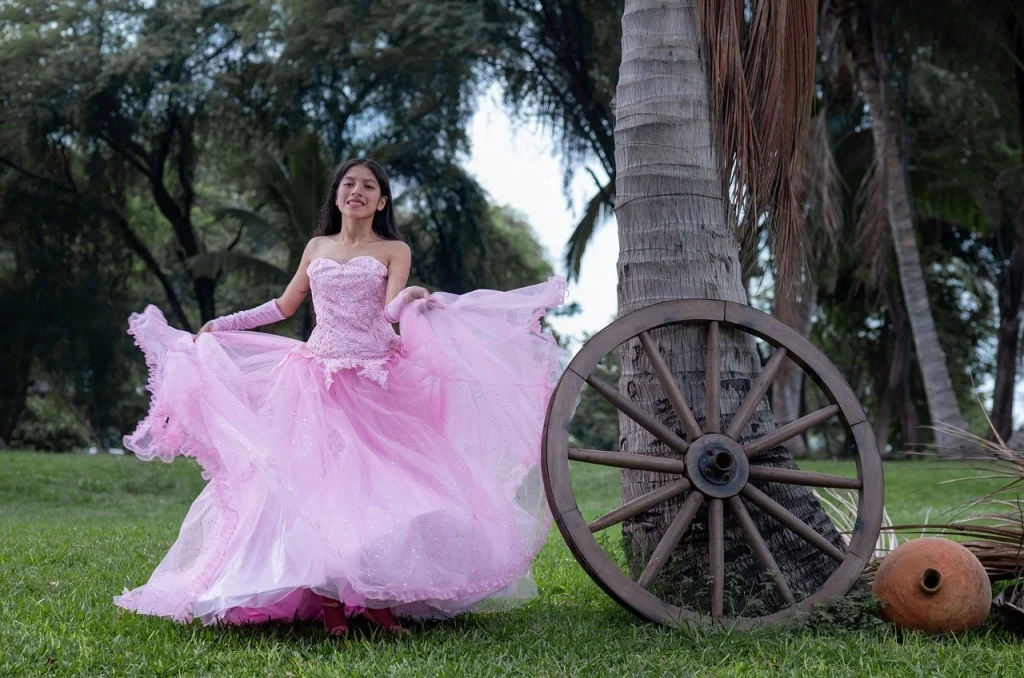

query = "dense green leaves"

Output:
[[0, 0, 554, 449]]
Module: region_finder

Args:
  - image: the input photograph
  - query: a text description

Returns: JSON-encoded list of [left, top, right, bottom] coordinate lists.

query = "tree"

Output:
[[913, 9, 1024, 442], [186, 133, 328, 337], [903, 55, 1019, 441], [0, 0, 274, 324], [613, 0, 846, 610], [821, 0, 977, 452], [986, 9, 1024, 441], [482, 0, 621, 279], [1, 167, 143, 449], [0, 0, 489, 327]]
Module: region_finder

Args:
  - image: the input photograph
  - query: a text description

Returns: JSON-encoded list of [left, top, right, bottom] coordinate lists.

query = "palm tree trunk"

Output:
[[851, 24, 970, 454], [874, 277, 908, 455], [871, 320, 895, 456], [991, 14, 1024, 441], [992, 229, 1024, 440], [614, 0, 845, 612], [899, 367, 922, 450]]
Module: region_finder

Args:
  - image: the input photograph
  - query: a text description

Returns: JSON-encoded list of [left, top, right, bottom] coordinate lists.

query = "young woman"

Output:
[[115, 158, 567, 635]]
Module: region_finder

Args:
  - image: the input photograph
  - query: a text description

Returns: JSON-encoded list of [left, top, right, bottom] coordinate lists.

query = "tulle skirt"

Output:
[[114, 278, 567, 625]]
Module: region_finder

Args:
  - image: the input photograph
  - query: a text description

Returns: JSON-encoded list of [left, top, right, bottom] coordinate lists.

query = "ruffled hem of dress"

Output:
[[115, 588, 195, 624], [116, 535, 546, 626], [528, 275, 570, 338], [528, 275, 570, 393], [195, 540, 547, 626], [125, 305, 167, 401], [119, 306, 245, 622]]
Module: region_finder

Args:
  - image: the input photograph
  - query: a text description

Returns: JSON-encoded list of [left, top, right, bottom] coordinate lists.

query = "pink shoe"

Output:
[[320, 597, 349, 636], [363, 607, 410, 635]]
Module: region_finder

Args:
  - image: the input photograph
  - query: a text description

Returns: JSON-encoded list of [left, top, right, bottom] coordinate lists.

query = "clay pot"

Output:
[[872, 537, 991, 634]]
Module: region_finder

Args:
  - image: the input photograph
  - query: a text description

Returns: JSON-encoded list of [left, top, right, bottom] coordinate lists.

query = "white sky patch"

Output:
[[465, 92, 619, 346]]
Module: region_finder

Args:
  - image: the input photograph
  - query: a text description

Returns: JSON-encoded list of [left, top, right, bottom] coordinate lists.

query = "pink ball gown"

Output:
[[115, 255, 567, 625]]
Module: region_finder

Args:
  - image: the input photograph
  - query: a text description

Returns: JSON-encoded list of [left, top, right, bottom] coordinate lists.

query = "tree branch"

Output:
[[95, 129, 152, 175], [0, 154, 194, 331], [115, 217, 194, 332]]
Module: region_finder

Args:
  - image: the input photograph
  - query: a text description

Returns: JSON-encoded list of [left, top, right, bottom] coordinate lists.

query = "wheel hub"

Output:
[[685, 434, 750, 498]]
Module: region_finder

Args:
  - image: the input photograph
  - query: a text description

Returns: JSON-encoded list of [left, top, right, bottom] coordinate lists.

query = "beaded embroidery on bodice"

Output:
[[299, 256, 401, 387]]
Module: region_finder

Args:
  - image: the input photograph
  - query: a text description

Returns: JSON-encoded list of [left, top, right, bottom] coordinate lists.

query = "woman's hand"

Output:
[[193, 322, 215, 342], [405, 286, 445, 310], [403, 286, 430, 301]]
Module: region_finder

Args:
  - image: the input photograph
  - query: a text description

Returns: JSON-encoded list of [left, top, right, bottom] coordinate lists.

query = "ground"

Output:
[[2, 452, 1023, 677]]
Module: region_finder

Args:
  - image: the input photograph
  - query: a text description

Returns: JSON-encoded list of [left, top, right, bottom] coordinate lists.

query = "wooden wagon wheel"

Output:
[[541, 299, 884, 629]]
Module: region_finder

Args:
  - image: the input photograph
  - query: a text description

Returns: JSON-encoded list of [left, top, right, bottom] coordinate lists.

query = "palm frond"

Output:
[[284, 133, 331, 240], [212, 207, 278, 243], [183, 251, 290, 286], [806, 110, 844, 262], [913, 187, 990, 236], [853, 155, 888, 289], [215, 134, 331, 263], [254, 153, 301, 233], [698, 0, 818, 291], [563, 180, 614, 282], [818, 0, 858, 108], [868, 419, 1024, 583], [698, 0, 757, 229], [877, 0, 1015, 71], [814, 487, 896, 559]]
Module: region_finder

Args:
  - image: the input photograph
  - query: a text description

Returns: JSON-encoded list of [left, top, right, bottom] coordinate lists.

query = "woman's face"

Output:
[[336, 165, 387, 221]]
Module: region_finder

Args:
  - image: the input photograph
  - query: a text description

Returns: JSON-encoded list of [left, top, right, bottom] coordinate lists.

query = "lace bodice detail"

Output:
[[299, 256, 401, 387]]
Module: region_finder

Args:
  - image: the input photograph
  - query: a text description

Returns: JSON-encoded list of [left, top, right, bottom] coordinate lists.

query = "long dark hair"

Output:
[[313, 158, 403, 241]]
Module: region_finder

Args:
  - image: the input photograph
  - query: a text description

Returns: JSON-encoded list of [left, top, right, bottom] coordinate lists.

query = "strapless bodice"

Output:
[[300, 256, 402, 387]]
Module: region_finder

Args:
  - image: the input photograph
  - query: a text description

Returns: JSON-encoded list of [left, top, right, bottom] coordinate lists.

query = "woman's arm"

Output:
[[384, 243, 414, 305], [383, 243, 430, 323], [195, 240, 317, 339], [276, 240, 317, 318]]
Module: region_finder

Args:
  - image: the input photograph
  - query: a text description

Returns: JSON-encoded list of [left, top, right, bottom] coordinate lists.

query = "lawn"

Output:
[[2, 451, 1023, 677]]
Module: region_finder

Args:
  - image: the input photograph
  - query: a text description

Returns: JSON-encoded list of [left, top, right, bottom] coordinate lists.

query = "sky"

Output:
[[464, 91, 618, 345]]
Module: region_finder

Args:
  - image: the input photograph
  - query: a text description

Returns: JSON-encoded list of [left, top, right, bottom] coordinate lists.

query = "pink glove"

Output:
[[383, 291, 413, 323], [209, 299, 285, 332], [384, 288, 439, 323]]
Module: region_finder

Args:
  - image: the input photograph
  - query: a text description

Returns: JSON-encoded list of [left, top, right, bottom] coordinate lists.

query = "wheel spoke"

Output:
[[705, 321, 721, 434], [637, 491, 705, 589], [585, 376, 689, 455], [725, 347, 788, 440], [727, 496, 795, 606], [589, 479, 691, 532], [741, 485, 846, 563], [709, 498, 725, 618], [569, 448, 686, 474], [747, 466, 862, 490], [639, 331, 702, 441], [744, 405, 840, 458]]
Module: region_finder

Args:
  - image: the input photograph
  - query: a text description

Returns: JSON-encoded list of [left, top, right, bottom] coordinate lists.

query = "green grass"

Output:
[[2, 452, 1023, 677]]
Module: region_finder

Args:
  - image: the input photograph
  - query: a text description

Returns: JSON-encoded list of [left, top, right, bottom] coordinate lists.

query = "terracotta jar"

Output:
[[872, 537, 990, 634]]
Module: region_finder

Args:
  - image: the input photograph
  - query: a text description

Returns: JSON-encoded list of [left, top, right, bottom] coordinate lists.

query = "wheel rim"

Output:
[[541, 299, 884, 629]]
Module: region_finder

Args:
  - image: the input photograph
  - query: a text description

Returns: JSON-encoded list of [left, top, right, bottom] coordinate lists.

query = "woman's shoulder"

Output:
[[304, 236, 328, 255], [382, 240, 411, 261]]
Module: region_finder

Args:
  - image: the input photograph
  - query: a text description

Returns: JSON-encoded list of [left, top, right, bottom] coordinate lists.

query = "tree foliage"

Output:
[[0, 0, 555, 450]]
